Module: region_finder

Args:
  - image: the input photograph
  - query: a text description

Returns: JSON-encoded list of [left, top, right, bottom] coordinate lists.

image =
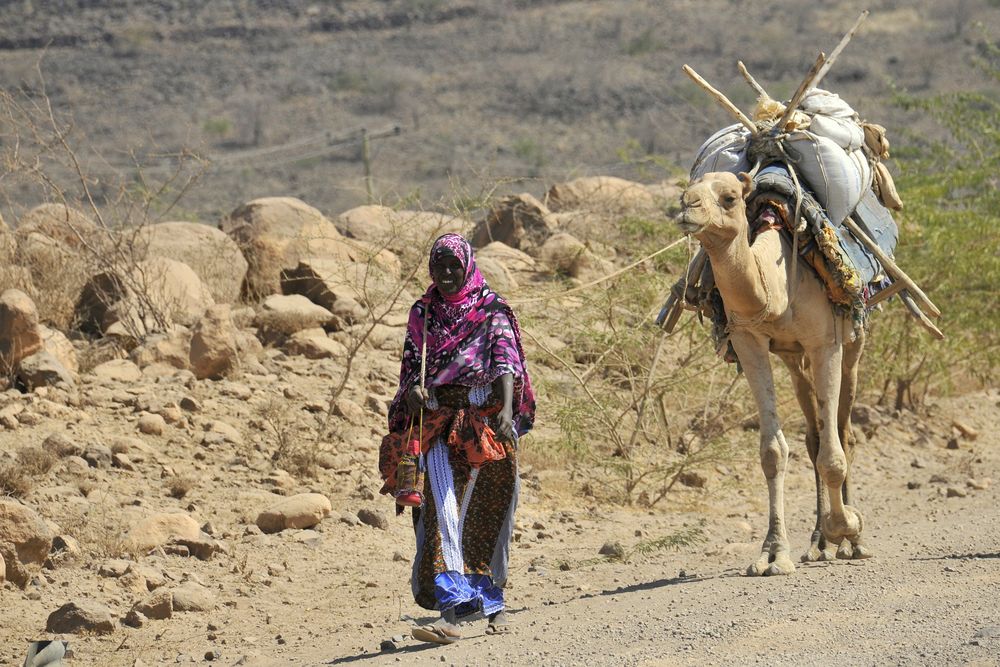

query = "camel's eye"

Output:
[[721, 194, 738, 208]]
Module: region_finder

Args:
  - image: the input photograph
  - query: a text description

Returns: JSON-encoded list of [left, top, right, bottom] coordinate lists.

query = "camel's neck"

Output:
[[701, 226, 788, 320]]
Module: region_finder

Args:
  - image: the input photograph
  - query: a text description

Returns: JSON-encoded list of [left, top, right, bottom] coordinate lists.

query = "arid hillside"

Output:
[[0, 0, 997, 221]]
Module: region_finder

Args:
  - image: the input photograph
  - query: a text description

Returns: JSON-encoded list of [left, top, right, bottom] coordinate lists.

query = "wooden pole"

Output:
[[737, 61, 769, 98], [842, 216, 941, 318], [899, 290, 945, 340], [361, 128, 373, 204], [682, 65, 757, 135], [775, 52, 826, 132]]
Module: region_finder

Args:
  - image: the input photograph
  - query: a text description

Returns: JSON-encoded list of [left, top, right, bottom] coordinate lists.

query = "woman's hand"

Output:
[[405, 386, 430, 413], [497, 406, 516, 443]]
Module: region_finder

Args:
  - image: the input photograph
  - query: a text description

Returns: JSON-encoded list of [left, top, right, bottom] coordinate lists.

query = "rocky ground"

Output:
[[1, 307, 997, 666]]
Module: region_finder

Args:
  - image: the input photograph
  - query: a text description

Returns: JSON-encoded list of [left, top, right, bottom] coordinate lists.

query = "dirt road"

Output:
[[307, 392, 1000, 667]]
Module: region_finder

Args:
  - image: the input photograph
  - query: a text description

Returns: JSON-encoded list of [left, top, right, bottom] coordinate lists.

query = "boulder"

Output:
[[335, 205, 471, 254], [39, 325, 79, 375], [125, 512, 201, 553], [256, 493, 332, 533], [131, 589, 173, 620], [130, 326, 192, 370], [14, 204, 102, 330], [15, 203, 100, 248], [90, 359, 143, 383], [538, 232, 613, 280], [136, 221, 248, 303], [471, 193, 555, 252], [189, 304, 239, 380], [255, 294, 334, 335], [476, 256, 517, 294], [75, 257, 214, 337], [42, 432, 83, 458], [0, 499, 53, 574], [0, 289, 43, 369], [476, 242, 538, 273], [221, 197, 399, 300], [546, 176, 659, 214], [284, 328, 348, 359], [16, 350, 76, 390], [46, 600, 116, 635], [171, 582, 216, 612], [280, 258, 375, 327]]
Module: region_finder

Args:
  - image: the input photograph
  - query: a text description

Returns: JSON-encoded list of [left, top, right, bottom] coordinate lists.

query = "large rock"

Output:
[[46, 600, 116, 635], [476, 256, 517, 294], [547, 176, 659, 214], [16, 350, 76, 390], [75, 257, 214, 337], [39, 325, 79, 375], [471, 193, 555, 252], [0, 289, 43, 370], [136, 221, 248, 303], [189, 304, 239, 379], [538, 232, 613, 280], [255, 294, 334, 335], [280, 258, 375, 328], [131, 589, 173, 620], [15, 203, 100, 248], [221, 197, 399, 300], [476, 242, 538, 273], [125, 512, 201, 553], [284, 328, 348, 359], [171, 582, 215, 612], [335, 205, 471, 254], [90, 359, 143, 383], [130, 326, 191, 370], [256, 493, 332, 533], [14, 204, 101, 330], [0, 499, 53, 574]]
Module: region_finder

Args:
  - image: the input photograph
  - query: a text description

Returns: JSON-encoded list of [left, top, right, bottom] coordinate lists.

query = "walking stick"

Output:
[[395, 309, 430, 507]]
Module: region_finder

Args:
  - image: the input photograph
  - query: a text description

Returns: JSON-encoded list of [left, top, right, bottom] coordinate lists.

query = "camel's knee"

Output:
[[759, 432, 788, 479], [817, 452, 847, 488]]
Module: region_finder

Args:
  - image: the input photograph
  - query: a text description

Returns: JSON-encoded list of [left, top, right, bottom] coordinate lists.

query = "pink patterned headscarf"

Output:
[[387, 234, 535, 434]]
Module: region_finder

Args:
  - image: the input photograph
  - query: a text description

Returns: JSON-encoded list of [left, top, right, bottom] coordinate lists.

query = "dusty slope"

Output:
[[3, 370, 995, 666]]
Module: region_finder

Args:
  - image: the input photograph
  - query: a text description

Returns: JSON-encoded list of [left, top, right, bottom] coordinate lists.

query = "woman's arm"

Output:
[[496, 373, 516, 442]]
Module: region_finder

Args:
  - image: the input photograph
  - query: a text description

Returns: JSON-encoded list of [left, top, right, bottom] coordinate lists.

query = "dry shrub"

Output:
[[0, 464, 33, 498], [165, 474, 197, 499], [17, 446, 56, 476]]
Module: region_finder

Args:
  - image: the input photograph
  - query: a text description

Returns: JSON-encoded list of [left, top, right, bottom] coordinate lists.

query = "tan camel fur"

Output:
[[677, 171, 871, 576]]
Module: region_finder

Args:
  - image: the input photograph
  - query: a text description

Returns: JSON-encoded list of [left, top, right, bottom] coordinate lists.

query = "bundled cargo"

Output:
[[658, 13, 942, 342]]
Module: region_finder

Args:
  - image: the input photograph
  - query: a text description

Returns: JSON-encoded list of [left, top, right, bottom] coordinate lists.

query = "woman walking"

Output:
[[379, 233, 535, 644]]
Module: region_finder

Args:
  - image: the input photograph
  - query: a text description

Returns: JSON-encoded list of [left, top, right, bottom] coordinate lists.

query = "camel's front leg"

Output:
[[808, 343, 864, 550], [778, 352, 835, 562], [731, 333, 795, 576]]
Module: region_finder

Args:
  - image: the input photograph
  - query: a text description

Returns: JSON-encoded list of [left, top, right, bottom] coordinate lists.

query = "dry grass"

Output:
[[0, 464, 33, 498], [165, 474, 197, 499]]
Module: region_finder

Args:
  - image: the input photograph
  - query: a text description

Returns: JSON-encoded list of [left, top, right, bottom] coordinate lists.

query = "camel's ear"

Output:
[[737, 172, 755, 199]]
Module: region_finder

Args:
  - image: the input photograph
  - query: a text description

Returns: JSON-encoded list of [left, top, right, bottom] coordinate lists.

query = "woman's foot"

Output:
[[411, 609, 461, 645], [485, 609, 510, 635]]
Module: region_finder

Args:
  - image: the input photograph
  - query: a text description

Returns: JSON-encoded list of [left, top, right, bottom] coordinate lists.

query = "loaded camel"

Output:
[[677, 171, 869, 575], [665, 14, 940, 575]]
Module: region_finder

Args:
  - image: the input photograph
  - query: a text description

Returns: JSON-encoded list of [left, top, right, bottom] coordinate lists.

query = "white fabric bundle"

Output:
[[689, 88, 873, 226]]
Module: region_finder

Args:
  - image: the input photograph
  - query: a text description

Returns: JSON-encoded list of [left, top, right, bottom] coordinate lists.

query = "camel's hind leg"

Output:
[[835, 330, 872, 560], [732, 332, 795, 576], [807, 341, 865, 550], [777, 352, 835, 562]]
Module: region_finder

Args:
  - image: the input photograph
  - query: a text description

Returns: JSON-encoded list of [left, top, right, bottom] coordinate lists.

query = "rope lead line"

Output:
[[510, 236, 687, 306]]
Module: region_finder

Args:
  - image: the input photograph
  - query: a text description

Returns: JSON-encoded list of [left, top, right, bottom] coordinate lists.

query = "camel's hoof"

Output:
[[801, 542, 837, 563], [747, 550, 795, 577], [821, 505, 864, 544], [800, 532, 837, 563], [836, 539, 873, 560]]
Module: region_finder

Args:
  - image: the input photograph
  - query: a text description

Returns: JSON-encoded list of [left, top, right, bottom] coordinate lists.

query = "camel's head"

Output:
[[676, 171, 754, 242]]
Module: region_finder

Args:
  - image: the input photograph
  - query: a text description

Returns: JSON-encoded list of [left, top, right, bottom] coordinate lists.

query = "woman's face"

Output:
[[431, 253, 466, 296]]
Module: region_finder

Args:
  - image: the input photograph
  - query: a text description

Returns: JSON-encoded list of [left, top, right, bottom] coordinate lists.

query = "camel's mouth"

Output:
[[675, 211, 704, 235]]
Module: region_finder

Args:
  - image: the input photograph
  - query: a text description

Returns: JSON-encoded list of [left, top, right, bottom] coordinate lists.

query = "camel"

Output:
[[677, 171, 870, 576]]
